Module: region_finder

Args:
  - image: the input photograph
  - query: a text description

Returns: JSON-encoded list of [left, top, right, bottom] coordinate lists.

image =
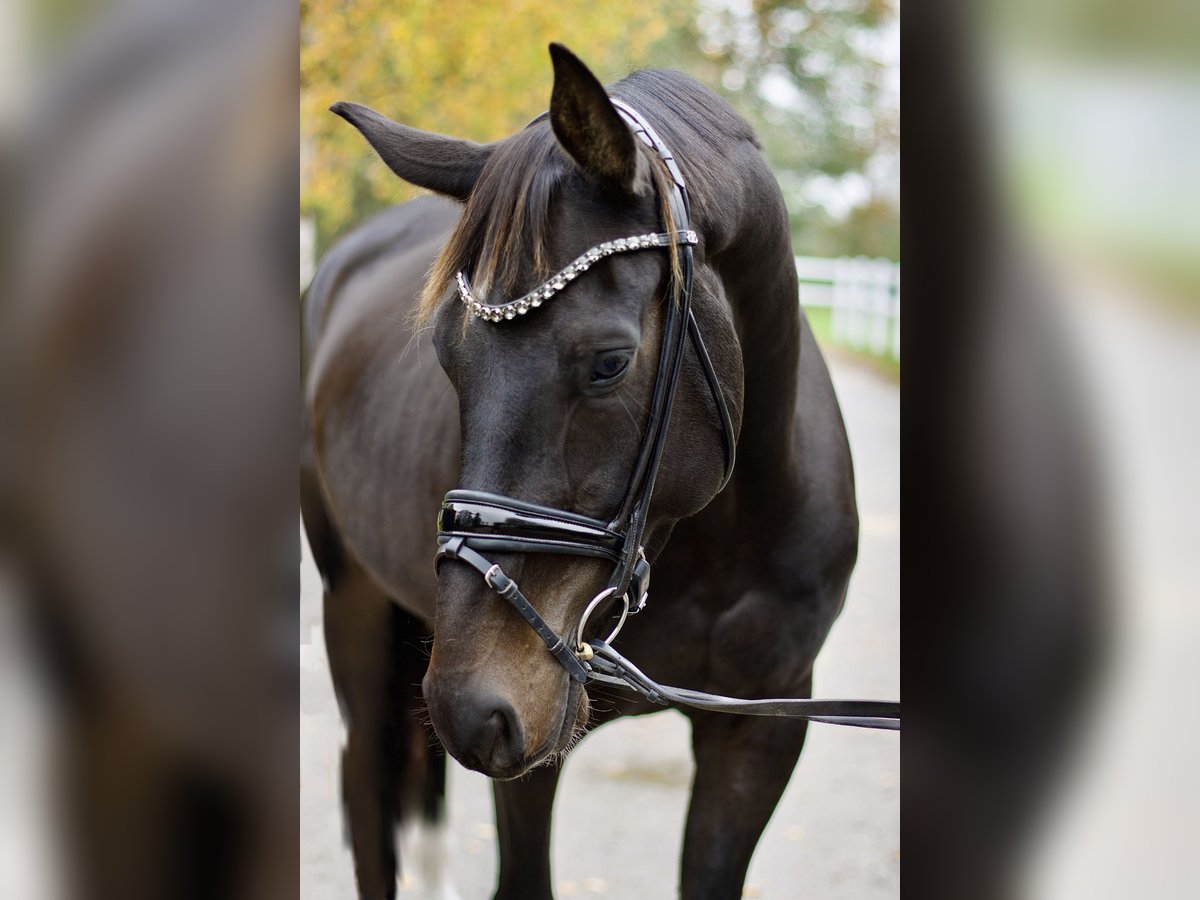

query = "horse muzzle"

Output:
[[422, 664, 582, 779]]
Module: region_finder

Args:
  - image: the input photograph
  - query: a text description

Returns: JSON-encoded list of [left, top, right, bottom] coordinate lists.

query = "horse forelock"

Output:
[[416, 126, 565, 328], [415, 68, 753, 330]]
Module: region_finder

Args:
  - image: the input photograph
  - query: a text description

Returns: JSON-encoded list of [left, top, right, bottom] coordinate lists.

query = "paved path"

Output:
[[300, 352, 901, 899]]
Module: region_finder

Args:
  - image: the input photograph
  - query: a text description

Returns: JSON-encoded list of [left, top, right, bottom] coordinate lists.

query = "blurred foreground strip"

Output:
[[1, 2, 297, 899], [908, 1, 1198, 898]]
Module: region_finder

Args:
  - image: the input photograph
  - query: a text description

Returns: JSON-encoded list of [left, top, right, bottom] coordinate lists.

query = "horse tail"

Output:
[[390, 603, 446, 827], [391, 606, 455, 893]]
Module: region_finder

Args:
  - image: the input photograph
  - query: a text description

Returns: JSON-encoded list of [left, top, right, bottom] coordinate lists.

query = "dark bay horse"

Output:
[[302, 44, 858, 899]]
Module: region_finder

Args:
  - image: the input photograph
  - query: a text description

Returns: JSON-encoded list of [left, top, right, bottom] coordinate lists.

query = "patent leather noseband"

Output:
[[435, 101, 899, 731]]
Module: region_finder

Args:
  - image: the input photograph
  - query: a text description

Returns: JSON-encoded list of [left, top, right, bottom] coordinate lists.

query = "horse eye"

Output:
[[591, 352, 631, 384]]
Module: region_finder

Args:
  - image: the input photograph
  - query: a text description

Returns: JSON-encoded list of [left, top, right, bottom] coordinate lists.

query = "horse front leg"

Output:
[[491, 762, 562, 900], [680, 695, 812, 899], [323, 573, 404, 900]]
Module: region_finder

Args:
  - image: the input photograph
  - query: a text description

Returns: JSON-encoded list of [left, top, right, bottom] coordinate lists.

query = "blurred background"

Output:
[[300, 0, 900, 260]]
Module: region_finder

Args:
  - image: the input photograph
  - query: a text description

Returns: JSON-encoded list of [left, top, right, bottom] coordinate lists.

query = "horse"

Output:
[[301, 43, 859, 899]]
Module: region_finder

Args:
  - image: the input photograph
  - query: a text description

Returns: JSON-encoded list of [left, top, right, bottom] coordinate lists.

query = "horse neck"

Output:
[[705, 177, 802, 486]]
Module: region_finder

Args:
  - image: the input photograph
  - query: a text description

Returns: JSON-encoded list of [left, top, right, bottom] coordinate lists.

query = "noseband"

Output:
[[435, 102, 899, 731]]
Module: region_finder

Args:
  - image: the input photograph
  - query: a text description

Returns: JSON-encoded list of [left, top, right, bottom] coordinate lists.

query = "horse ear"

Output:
[[330, 102, 492, 202], [548, 43, 640, 193]]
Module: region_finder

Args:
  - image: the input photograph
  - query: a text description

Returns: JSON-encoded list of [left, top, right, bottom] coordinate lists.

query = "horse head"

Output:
[[333, 44, 743, 778]]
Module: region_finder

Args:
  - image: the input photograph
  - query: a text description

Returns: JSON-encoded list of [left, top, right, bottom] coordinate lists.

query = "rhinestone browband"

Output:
[[457, 229, 699, 322]]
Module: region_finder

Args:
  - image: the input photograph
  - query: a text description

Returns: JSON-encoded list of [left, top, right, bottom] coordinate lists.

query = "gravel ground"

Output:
[[300, 352, 901, 900]]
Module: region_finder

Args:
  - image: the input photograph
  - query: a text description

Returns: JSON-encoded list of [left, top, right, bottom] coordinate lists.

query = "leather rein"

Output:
[[435, 101, 899, 732]]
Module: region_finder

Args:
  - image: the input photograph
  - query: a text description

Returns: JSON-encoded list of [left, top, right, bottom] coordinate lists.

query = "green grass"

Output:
[[803, 305, 834, 343], [802, 305, 901, 381]]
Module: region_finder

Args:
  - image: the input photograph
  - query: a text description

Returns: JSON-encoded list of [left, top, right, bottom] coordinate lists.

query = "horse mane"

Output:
[[414, 68, 757, 328]]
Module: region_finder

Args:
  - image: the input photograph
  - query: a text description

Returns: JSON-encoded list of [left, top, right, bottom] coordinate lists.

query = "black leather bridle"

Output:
[[436, 101, 899, 731]]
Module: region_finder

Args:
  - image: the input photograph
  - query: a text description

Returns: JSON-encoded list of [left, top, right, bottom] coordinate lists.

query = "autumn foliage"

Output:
[[301, 0, 690, 249]]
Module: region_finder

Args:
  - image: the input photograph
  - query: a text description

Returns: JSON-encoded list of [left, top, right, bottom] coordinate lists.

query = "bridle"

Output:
[[435, 101, 899, 731]]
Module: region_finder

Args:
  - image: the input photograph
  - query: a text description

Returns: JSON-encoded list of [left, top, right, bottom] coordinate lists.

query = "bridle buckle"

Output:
[[628, 547, 651, 614], [482, 563, 502, 589]]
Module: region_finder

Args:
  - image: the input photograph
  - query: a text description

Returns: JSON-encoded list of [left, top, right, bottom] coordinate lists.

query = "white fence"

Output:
[[796, 256, 900, 362], [300, 216, 316, 292]]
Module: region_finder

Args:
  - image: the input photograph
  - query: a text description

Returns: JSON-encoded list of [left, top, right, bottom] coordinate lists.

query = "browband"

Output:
[[457, 230, 699, 322]]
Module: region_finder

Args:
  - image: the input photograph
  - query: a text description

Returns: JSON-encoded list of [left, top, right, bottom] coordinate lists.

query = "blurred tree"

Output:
[[665, 0, 899, 260], [300, 0, 689, 251]]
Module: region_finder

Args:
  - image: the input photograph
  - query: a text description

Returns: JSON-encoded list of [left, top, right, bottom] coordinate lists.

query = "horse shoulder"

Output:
[[304, 199, 462, 610]]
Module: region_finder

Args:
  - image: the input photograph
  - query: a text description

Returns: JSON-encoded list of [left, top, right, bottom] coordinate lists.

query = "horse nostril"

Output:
[[469, 695, 524, 771], [481, 710, 506, 756]]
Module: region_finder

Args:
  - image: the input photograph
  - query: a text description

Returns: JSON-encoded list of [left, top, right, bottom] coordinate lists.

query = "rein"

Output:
[[435, 101, 899, 732]]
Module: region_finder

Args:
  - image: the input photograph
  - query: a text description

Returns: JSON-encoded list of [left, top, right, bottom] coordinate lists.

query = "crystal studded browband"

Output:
[[457, 229, 699, 322]]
